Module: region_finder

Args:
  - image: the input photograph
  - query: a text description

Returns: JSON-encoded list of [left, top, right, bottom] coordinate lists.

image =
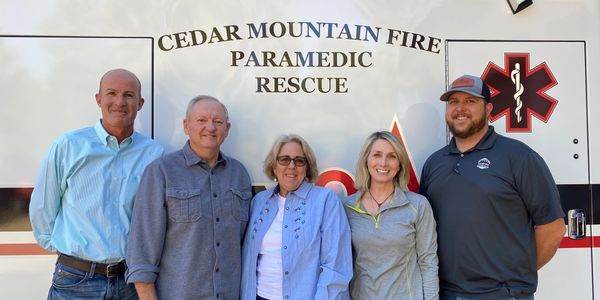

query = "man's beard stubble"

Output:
[[447, 112, 488, 139]]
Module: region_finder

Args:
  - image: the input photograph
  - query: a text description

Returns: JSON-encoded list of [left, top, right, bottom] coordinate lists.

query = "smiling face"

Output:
[[95, 69, 144, 140], [367, 139, 401, 186], [273, 141, 307, 197], [445, 91, 492, 139], [184, 99, 230, 160]]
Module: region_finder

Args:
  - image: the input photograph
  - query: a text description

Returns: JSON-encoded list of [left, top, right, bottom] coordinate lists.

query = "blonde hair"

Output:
[[263, 134, 319, 183], [355, 131, 410, 192]]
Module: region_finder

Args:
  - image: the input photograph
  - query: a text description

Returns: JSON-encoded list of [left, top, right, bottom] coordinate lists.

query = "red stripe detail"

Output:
[[0, 237, 596, 255], [558, 236, 600, 248], [0, 243, 54, 255]]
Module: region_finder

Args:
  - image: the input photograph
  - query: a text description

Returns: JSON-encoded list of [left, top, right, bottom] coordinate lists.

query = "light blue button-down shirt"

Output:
[[29, 120, 164, 263], [241, 182, 353, 300]]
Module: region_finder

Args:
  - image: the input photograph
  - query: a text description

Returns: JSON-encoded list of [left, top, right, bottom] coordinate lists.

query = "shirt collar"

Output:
[[385, 188, 410, 208], [345, 187, 409, 213], [448, 126, 497, 154], [94, 119, 134, 148], [182, 140, 227, 168], [269, 181, 312, 199]]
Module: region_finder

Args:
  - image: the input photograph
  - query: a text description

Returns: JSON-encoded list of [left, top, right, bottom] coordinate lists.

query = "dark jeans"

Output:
[[47, 262, 137, 300]]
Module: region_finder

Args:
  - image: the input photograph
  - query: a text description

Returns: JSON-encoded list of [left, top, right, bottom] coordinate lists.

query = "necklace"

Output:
[[367, 189, 394, 210]]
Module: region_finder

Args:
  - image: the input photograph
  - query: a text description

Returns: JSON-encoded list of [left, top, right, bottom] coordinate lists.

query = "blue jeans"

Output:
[[441, 296, 534, 300], [47, 263, 137, 300]]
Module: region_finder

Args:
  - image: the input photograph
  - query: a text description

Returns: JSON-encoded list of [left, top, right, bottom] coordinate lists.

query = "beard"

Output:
[[447, 111, 488, 139]]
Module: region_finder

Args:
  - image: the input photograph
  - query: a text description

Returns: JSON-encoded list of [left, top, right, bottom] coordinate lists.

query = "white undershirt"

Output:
[[256, 194, 286, 300]]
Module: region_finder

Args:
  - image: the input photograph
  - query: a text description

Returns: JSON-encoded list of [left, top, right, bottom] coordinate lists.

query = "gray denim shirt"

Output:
[[126, 141, 252, 300]]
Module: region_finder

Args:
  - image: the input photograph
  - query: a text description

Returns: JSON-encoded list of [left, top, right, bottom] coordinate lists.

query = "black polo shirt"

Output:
[[420, 126, 564, 298]]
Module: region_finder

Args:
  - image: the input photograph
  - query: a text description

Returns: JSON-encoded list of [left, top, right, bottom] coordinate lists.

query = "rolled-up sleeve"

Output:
[[126, 160, 167, 283], [315, 191, 353, 300]]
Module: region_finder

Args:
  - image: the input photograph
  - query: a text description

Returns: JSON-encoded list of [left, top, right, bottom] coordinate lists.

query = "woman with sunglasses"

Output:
[[344, 131, 439, 299], [241, 134, 352, 300]]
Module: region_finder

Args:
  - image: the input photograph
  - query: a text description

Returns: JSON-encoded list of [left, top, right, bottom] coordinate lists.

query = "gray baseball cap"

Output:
[[440, 75, 491, 102]]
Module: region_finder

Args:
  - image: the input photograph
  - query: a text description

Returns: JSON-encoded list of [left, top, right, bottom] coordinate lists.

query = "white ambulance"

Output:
[[0, 0, 598, 299]]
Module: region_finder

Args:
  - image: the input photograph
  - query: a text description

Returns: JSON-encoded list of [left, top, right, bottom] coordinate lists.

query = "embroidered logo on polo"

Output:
[[477, 158, 491, 170], [482, 53, 558, 132]]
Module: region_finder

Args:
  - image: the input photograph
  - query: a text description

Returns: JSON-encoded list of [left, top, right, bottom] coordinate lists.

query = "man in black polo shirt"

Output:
[[419, 74, 566, 300]]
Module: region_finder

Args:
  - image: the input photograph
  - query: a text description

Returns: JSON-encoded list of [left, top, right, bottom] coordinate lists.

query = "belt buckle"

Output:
[[105, 262, 121, 278]]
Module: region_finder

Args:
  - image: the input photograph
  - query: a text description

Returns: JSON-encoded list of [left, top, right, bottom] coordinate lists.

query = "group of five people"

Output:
[[29, 69, 566, 300]]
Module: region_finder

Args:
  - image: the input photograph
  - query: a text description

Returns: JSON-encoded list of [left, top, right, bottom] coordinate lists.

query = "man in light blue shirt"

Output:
[[29, 68, 164, 300]]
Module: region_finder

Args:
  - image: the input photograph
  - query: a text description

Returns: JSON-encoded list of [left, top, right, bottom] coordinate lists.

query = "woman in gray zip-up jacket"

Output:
[[343, 131, 439, 300]]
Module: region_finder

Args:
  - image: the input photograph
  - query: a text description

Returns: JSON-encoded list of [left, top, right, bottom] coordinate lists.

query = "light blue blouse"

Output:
[[241, 181, 353, 300]]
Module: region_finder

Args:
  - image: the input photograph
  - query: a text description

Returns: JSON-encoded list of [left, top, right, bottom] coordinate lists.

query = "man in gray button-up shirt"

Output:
[[126, 95, 252, 299]]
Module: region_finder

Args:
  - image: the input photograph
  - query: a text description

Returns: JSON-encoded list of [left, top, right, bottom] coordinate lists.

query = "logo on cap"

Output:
[[451, 77, 475, 88]]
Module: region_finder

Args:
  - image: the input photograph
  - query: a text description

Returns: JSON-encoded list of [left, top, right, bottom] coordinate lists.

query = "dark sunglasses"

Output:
[[276, 155, 307, 167]]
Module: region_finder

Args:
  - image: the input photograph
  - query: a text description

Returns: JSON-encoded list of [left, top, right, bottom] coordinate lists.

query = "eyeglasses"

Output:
[[276, 156, 307, 167]]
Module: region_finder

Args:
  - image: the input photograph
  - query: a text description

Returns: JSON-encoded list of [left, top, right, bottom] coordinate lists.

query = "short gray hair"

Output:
[[185, 95, 229, 121]]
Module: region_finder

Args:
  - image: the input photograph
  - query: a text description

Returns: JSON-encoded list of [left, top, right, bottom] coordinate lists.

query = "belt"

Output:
[[57, 254, 127, 277]]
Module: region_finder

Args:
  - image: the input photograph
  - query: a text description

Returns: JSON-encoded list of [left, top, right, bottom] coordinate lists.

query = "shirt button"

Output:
[[215, 268, 219, 272], [216, 242, 220, 247], [286, 207, 289, 210], [216, 218, 220, 222], [216, 294, 219, 298], [213, 193, 218, 198], [283, 246, 287, 250], [285, 271, 289, 275], [284, 225, 288, 228], [285, 295, 289, 299]]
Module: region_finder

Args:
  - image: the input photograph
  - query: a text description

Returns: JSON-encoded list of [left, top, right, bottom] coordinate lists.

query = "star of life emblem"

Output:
[[482, 53, 558, 132]]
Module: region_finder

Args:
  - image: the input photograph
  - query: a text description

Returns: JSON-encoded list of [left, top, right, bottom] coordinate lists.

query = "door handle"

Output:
[[567, 209, 586, 240]]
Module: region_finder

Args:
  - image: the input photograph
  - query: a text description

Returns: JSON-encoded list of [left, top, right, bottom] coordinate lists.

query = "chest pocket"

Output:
[[165, 188, 204, 223], [227, 188, 252, 221]]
